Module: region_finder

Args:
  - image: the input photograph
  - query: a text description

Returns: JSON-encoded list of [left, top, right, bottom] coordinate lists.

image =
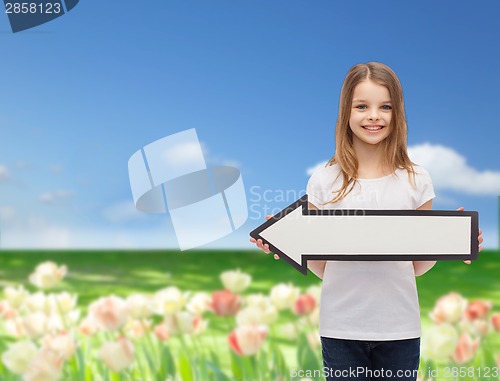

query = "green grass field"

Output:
[[0, 250, 500, 372], [1, 249, 499, 317], [1, 248, 499, 336], [0, 248, 499, 380]]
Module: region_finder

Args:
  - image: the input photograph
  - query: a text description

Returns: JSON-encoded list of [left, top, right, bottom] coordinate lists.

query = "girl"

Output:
[[250, 62, 483, 381]]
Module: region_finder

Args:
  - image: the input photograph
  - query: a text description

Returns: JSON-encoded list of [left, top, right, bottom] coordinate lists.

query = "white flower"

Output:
[[23, 348, 63, 381], [1, 341, 38, 374], [22, 312, 49, 339], [153, 287, 186, 316], [126, 319, 152, 338], [421, 323, 459, 361], [186, 292, 211, 315], [245, 294, 270, 309], [220, 269, 252, 293], [98, 337, 134, 372], [50, 292, 77, 314], [236, 305, 278, 326], [307, 331, 321, 350], [306, 307, 320, 326], [126, 294, 153, 319], [458, 318, 490, 337], [29, 262, 67, 290], [4, 285, 29, 308], [25, 292, 51, 314], [89, 296, 128, 331], [279, 323, 300, 340], [269, 283, 300, 311], [5, 317, 26, 337], [164, 312, 208, 335], [47, 310, 81, 332]]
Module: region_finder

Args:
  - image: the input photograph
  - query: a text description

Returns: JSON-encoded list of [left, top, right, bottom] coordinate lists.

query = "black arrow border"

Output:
[[249, 195, 479, 275]]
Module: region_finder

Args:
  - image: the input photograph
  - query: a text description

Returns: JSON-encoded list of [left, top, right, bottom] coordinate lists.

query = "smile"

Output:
[[362, 125, 384, 131]]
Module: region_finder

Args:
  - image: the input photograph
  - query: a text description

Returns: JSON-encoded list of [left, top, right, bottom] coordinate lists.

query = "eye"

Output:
[[354, 105, 367, 110], [381, 105, 392, 110]]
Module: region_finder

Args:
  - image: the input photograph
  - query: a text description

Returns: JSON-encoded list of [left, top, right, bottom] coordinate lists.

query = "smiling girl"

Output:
[[251, 62, 483, 381]]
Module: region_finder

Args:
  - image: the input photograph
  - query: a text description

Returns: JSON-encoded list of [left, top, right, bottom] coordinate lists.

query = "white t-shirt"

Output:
[[306, 163, 435, 341]]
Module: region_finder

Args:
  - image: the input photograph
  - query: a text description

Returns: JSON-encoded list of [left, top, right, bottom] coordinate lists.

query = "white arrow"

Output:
[[249, 195, 479, 275]]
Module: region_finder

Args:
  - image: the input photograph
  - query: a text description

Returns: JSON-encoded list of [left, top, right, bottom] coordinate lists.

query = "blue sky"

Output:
[[0, 0, 499, 250]]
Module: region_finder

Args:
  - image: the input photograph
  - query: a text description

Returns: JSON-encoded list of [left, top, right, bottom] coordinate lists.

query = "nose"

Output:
[[367, 109, 380, 121]]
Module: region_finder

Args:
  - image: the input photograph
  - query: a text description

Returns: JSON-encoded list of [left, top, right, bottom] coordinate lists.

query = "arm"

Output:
[[306, 202, 327, 280], [412, 199, 437, 276]]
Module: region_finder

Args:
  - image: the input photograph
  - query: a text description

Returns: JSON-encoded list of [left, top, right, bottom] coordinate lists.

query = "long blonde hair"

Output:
[[324, 62, 416, 205]]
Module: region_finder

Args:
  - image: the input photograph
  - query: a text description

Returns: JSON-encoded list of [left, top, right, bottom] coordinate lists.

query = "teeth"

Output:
[[363, 126, 383, 131]]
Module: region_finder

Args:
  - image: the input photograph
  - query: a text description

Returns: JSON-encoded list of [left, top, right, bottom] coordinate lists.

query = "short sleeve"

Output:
[[415, 166, 436, 208], [306, 170, 326, 209]]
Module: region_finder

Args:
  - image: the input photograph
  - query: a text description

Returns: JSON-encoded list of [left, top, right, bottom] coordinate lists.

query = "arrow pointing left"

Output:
[[249, 195, 479, 275]]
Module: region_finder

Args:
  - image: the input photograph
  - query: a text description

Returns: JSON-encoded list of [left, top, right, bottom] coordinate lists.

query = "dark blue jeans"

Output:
[[321, 337, 420, 381]]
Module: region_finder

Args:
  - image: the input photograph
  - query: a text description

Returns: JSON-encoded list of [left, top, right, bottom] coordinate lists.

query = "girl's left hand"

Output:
[[457, 206, 483, 264]]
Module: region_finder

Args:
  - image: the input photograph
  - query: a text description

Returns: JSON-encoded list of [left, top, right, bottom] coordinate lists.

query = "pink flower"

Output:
[[210, 290, 241, 316], [98, 337, 134, 372], [472, 319, 490, 336], [89, 296, 128, 331], [293, 294, 316, 316], [452, 333, 480, 364], [464, 300, 492, 320], [228, 325, 267, 356], [429, 292, 467, 324], [154, 322, 170, 341], [78, 316, 99, 336], [0, 301, 17, 319], [127, 319, 152, 338], [490, 313, 500, 332], [42, 331, 77, 361], [23, 348, 64, 381]]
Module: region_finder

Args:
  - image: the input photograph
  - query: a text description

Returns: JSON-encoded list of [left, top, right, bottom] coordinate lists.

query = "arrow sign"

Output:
[[249, 195, 479, 275]]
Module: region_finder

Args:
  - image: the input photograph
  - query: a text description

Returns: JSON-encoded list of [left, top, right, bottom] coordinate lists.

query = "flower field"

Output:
[[0, 249, 499, 381]]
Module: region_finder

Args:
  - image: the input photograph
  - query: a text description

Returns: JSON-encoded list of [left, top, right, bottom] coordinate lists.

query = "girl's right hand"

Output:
[[249, 215, 280, 260]]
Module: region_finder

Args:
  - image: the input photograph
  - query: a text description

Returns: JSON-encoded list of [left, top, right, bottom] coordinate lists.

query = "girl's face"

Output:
[[349, 79, 392, 149]]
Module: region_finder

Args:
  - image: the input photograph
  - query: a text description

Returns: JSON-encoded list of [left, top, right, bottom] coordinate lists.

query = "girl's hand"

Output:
[[249, 215, 280, 260], [457, 206, 483, 265]]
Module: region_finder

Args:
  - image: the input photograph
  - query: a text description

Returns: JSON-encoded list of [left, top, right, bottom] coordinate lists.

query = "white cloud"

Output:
[[0, 207, 17, 224], [162, 141, 205, 168], [102, 200, 148, 224], [50, 165, 64, 173], [200, 141, 243, 169], [16, 160, 33, 169], [0, 165, 11, 182], [408, 143, 500, 195], [306, 161, 327, 177], [0, 226, 177, 249], [38, 190, 75, 204], [1, 225, 73, 248], [305, 144, 500, 196]]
